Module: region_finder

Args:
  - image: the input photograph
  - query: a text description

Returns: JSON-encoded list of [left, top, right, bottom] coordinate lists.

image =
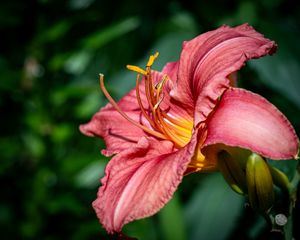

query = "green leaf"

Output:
[[247, 216, 268, 239], [64, 50, 92, 74], [123, 218, 158, 240], [267, 159, 298, 181], [69, 0, 95, 9], [158, 192, 187, 240], [39, 20, 71, 43], [249, 23, 300, 109], [184, 174, 244, 240], [75, 90, 102, 118], [81, 17, 140, 50], [75, 160, 105, 188], [250, 55, 300, 109]]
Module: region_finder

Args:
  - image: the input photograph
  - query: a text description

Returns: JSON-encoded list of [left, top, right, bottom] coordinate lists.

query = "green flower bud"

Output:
[[269, 166, 290, 193], [217, 150, 247, 195], [246, 153, 274, 212]]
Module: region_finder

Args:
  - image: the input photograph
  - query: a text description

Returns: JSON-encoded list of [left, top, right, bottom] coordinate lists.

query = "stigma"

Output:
[[99, 52, 193, 148]]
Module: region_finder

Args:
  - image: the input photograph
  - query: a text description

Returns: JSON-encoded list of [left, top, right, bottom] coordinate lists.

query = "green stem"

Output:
[[283, 160, 300, 240], [289, 160, 300, 199]]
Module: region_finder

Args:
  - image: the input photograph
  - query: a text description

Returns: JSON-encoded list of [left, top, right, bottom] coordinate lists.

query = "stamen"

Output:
[[155, 75, 168, 104], [142, 74, 165, 133], [135, 74, 156, 128], [146, 69, 156, 106], [155, 74, 168, 91], [156, 108, 188, 148], [144, 74, 157, 118], [99, 74, 167, 140], [101, 52, 195, 150], [154, 94, 164, 110], [146, 52, 159, 67], [127, 65, 147, 75]]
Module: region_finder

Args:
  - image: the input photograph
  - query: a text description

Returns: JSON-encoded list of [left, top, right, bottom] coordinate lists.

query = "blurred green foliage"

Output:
[[0, 0, 299, 239]]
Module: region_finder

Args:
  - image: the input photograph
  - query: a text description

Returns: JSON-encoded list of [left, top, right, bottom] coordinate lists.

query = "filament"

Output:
[[99, 74, 167, 140], [135, 74, 157, 129]]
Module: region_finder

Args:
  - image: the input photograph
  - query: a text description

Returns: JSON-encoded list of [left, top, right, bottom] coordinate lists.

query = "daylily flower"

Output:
[[80, 24, 299, 234]]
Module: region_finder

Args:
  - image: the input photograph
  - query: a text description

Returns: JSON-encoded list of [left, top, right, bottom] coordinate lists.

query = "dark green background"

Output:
[[1, 0, 299, 239]]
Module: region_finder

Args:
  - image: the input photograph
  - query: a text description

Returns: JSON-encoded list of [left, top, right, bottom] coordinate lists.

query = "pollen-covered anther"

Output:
[[126, 52, 159, 76], [127, 65, 147, 75], [146, 52, 159, 67]]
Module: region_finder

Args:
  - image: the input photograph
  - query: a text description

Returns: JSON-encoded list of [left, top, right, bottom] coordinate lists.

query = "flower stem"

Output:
[[284, 160, 300, 240]]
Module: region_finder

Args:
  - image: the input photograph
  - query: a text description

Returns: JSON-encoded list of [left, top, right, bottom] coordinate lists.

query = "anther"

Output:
[[155, 74, 168, 90], [146, 52, 159, 67], [127, 65, 147, 75], [154, 94, 164, 110]]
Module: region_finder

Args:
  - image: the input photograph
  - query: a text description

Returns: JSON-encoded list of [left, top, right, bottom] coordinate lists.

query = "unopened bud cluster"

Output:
[[218, 148, 290, 212]]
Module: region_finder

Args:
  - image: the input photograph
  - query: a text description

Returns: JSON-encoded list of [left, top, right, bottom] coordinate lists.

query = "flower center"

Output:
[[99, 53, 213, 172], [99, 52, 193, 148]]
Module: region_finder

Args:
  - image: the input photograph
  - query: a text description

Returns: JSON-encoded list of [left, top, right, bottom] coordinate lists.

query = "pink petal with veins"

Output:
[[80, 70, 193, 155], [79, 77, 151, 156], [170, 24, 277, 125], [162, 61, 179, 82], [79, 104, 146, 156], [93, 133, 198, 233], [204, 88, 298, 159]]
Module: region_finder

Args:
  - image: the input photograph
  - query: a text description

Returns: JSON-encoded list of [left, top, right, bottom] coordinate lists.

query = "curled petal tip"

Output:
[[79, 123, 95, 137], [172, 23, 278, 123]]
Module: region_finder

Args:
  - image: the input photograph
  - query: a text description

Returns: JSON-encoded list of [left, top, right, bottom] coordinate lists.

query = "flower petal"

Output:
[[170, 24, 277, 125], [204, 88, 299, 159], [93, 134, 197, 233], [79, 71, 166, 156], [79, 104, 146, 156], [162, 61, 179, 82], [80, 69, 193, 155]]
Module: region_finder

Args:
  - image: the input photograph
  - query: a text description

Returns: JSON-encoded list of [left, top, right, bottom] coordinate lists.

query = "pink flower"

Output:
[[80, 24, 299, 234]]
